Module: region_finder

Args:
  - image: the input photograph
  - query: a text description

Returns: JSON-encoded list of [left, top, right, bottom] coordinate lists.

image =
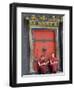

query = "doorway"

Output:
[[32, 29, 56, 58], [30, 28, 59, 73]]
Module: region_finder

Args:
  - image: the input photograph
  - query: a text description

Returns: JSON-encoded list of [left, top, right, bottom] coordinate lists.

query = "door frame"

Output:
[[29, 26, 61, 73]]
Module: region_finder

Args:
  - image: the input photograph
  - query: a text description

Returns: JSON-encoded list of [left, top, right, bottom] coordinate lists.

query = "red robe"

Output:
[[38, 60, 47, 74], [33, 59, 48, 74], [49, 57, 58, 73]]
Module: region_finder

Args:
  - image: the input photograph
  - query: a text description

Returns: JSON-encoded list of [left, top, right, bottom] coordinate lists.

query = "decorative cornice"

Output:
[[25, 15, 63, 27]]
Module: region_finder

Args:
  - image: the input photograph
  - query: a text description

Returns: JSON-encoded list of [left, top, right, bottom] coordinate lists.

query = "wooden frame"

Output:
[[10, 3, 72, 87]]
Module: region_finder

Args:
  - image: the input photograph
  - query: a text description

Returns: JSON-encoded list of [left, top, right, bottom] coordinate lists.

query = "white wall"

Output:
[[0, 0, 74, 89]]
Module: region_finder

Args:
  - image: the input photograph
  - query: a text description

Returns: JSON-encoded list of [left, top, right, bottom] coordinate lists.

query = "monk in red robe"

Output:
[[37, 48, 49, 74], [38, 55, 49, 74], [49, 53, 59, 73]]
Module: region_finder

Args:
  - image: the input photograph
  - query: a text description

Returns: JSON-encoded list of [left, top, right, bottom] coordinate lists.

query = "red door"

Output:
[[32, 29, 56, 59]]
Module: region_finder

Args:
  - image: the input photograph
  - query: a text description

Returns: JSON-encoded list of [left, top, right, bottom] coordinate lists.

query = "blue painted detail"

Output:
[[32, 28, 49, 30]]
